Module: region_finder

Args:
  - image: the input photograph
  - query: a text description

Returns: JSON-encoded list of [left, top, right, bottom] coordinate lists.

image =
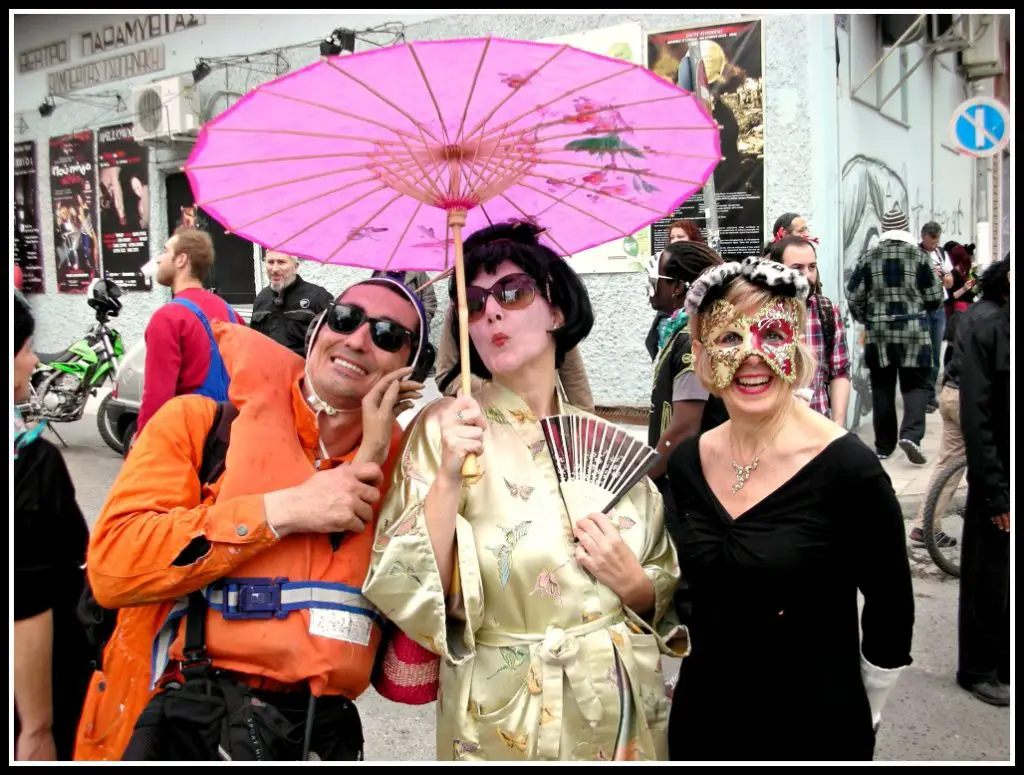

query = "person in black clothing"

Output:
[[647, 241, 729, 480], [955, 255, 1011, 707], [646, 219, 705, 360], [250, 250, 334, 358], [665, 258, 914, 761], [13, 292, 93, 760]]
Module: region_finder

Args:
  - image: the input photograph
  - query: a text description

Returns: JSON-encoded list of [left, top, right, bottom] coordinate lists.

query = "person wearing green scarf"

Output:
[[646, 242, 730, 484], [13, 292, 93, 761]]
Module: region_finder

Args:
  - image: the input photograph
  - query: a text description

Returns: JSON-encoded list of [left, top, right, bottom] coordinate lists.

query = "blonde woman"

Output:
[[665, 258, 914, 761]]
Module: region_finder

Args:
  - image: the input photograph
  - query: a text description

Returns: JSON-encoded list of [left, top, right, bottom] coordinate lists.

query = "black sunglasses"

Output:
[[325, 302, 416, 353], [465, 272, 540, 322]]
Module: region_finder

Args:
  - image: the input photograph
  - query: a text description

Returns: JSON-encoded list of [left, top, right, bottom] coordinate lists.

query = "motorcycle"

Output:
[[17, 278, 128, 454]]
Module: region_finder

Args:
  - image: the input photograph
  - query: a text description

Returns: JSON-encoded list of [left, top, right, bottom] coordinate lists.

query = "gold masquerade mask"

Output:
[[701, 297, 801, 391]]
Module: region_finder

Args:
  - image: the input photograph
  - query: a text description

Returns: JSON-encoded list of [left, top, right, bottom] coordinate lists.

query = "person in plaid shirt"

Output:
[[768, 236, 851, 423], [846, 206, 944, 464]]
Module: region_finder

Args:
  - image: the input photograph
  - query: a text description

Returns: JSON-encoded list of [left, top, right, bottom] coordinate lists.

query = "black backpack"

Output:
[[77, 401, 239, 671]]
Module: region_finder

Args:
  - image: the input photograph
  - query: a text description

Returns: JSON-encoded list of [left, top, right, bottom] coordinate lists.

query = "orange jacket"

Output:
[[74, 322, 403, 761]]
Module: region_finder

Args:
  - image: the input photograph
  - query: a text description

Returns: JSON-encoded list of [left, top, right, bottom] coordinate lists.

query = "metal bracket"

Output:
[[854, 14, 975, 111]]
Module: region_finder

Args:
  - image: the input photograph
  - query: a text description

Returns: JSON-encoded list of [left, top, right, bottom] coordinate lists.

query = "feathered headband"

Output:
[[684, 256, 811, 320]]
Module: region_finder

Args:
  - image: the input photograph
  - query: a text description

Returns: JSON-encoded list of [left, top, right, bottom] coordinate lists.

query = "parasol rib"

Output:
[[392, 132, 450, 203], [479, 202, 495, 227], [267, 183, 388, 252], [473, 61, 639, 142], [496, 192, 574, 259], [380, 200, 425, 272], [324, 58, 443, 145], [462, 44, 571, 140], [456, 37, 492, 145], [407, 43, 452, 148], [463, 153, 664, 215], [209, 126, 405, 144], [258, 88, 428, 143], [533, 125, 721, 146], [197, 165, 373, 206], [528, 158, 709, 188], [209, 176, 383, 234], [510, 179, 637, 235], [325, 192, 407, 262], [481, 90, 692, 141], [187, 151, 383, 171]]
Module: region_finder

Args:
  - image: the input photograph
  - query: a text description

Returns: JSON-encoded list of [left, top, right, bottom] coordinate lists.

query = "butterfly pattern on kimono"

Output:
[[485, 520, 532, 588]]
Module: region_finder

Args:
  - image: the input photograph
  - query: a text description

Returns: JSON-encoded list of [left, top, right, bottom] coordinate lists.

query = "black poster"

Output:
[[648, 20, 765, 259], [98, 123, 151, 291], [165, 172, 256, 305], [49, 130, 100, 292], [14, 141, 45, 293]]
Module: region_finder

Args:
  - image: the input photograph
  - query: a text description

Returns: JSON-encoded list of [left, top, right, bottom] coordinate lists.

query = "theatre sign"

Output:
[[37, 14, 206, 95]]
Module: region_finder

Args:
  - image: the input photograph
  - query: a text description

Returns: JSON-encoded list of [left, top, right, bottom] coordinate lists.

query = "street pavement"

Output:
[[52, 386, 1011, 763]]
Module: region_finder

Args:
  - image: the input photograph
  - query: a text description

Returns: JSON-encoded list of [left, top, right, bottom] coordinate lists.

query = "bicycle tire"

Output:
[[921, 457, 967, 578]]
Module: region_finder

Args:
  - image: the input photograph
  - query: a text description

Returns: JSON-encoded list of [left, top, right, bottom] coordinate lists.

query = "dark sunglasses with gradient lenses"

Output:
[[465, 273, 539, 323], [325, 302, 416, 353]]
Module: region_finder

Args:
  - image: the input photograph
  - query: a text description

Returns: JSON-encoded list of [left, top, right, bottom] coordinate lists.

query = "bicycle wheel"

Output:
[[921, 458, 968, 578]]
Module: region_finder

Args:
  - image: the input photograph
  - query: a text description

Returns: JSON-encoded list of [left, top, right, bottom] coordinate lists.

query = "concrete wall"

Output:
[[834, 14, 977, 428], [14, 12, 824, 407]]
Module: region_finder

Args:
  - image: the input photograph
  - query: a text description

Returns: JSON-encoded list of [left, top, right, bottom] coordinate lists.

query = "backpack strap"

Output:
[[198, 401, 239, 486]]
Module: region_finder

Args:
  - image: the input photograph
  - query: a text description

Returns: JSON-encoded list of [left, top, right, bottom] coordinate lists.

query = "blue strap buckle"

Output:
[[216, 577, 289, 620]]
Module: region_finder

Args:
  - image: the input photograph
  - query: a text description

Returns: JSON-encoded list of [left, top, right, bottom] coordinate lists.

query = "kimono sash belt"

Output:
[[474, 610, 623, 759]]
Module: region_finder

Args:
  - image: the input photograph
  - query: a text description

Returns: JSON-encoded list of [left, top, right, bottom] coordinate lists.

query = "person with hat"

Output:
[[74, 276, 429, 761], [846, 205, 944, 464], [14, 292, 93, 760]]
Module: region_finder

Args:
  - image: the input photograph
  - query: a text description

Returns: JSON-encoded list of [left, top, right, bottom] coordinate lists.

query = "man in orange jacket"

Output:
[[75, 277, 431, 761]]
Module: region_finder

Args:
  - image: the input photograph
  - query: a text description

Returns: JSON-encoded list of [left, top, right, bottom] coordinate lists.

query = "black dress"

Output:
[[14, 436, 94, 760], [665, 433, 914, 761]]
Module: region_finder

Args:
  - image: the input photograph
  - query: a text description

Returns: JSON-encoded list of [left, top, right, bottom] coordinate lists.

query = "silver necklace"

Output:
[[729, 426, 783, 494]]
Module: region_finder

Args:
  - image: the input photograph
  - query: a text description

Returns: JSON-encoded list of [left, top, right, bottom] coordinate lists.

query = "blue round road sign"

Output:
[[950, 97, 1011, 158]]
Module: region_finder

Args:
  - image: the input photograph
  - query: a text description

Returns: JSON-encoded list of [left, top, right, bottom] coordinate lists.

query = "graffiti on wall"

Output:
[[839, 155, 909, 428], [910, 187, 967, 239]]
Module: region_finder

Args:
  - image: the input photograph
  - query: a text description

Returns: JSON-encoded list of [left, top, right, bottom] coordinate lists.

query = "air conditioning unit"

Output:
[[131, 74, 201, 142], [961, 14, 1004, 79]]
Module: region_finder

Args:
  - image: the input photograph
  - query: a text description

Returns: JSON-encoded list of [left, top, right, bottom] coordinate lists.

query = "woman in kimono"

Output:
[[364, 222, 685, 762]]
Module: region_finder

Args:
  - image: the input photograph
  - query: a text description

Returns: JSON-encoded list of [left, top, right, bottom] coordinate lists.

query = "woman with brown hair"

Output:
[[664, 258, 914, 761]]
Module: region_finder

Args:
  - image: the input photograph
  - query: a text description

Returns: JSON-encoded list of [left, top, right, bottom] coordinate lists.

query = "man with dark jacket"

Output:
[[250, 251, 334, 358], [846, 205, 943, 464], [955, 255, 1010, 707]]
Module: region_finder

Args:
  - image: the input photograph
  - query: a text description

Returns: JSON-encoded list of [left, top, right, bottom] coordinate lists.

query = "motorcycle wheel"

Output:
[[121, 420, 137, 460], [97, 393, 124, 455]]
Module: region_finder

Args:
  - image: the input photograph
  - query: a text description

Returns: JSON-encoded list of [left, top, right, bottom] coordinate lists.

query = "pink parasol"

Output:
[[185, 36, 720, 475]]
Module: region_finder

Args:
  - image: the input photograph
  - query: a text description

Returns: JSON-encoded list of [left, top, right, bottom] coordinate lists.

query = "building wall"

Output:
[[14, 12, 825, 407], [834, 14, 977, 428]]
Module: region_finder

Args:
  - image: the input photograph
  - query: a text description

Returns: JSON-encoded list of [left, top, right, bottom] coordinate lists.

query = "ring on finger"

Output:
[[456, 409, 466, 422]]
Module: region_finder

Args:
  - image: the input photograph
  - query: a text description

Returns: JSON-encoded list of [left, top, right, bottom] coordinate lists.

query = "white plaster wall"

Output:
[[834, 14, 976, 427], [14, 12, 824, 407]]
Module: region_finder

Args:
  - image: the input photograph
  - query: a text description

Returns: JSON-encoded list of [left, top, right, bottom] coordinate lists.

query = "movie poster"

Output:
[[49, 130, 100, 292], [98, 123, 151, 291], [14, 141, 45, 293], [648, 20, 765, 259]]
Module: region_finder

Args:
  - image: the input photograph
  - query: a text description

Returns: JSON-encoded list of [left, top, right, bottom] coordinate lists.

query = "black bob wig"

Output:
[[437, 221, 594, 393]]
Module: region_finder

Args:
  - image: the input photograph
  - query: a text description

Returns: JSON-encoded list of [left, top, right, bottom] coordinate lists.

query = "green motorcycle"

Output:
[[17, 279, 128, 453]]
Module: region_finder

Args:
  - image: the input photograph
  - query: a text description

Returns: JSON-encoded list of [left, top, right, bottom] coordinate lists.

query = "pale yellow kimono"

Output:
[[363, 381, 688, 762]]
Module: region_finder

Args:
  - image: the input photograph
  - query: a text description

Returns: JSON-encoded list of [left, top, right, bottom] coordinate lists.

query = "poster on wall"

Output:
[[49, 130, 100, 293], [647, 19, 765, 259], [539, 23, 651, 273], [98, 123, 151, 291], [14, 141, 45, 293]]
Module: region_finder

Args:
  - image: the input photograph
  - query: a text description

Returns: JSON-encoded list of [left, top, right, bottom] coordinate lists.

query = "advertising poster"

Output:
[[98, 122, 151, 290], [50, 130, 100, 292], [647, 20, 765, 259], [14, 141, 45, 293]]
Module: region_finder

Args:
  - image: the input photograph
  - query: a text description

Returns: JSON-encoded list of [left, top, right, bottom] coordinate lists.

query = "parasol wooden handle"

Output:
[[449, 209, 481, 479]]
